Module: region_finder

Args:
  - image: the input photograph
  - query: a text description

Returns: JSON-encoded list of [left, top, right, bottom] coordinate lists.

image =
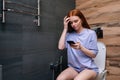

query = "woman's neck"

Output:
[[76, 27, 84, 33]]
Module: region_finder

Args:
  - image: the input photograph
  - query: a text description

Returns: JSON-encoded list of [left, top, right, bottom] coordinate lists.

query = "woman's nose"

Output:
[[72, 22, 75, 26]]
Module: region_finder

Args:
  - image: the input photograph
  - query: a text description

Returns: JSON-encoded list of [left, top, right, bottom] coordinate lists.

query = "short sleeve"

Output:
[[88, 31, 98, 55]]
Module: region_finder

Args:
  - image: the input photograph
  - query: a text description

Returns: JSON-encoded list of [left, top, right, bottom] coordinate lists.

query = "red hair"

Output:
[[67, 9, 90, 33]]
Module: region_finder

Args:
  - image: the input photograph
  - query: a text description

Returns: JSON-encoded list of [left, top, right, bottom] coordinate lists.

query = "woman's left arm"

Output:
[[80, 31, 98, 58], [70, 42, 97, 58], [79, 45, 96, 58]]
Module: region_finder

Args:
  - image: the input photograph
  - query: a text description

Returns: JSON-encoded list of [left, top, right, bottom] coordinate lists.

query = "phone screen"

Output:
[[67, 41, 75, 45]]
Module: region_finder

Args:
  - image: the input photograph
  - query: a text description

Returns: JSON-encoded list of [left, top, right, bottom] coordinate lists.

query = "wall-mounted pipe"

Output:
[[0, 65, 2, 80], [2, 0, 5, 23], [37, 0, 40, 26]]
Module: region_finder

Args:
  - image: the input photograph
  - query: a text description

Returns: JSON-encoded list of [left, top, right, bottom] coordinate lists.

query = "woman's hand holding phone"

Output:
[[68, 41, 81, 50]]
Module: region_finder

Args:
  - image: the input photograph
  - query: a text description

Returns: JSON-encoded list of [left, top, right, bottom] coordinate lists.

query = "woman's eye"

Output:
[[74, 20, 78, 23], [69, 21, 72, 24]]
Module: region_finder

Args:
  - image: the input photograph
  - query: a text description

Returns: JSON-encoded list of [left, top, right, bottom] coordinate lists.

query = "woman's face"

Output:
[[69, 16, 82, 32]]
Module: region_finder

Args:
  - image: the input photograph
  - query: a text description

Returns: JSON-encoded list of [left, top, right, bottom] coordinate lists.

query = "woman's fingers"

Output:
[[64, 16, 70, 23], [63, 16, 70, 29], [70, 42, 81, 49], [64, 16, 67, 20]]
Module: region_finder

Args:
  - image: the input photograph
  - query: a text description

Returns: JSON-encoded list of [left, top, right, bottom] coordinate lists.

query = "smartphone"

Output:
[[67, 41, 75, 45]]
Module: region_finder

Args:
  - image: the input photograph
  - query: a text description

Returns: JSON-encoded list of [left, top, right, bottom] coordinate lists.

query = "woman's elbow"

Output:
[[58, 45, 65, 50], [91, 53, 97, 58], [91, 50, 98, 58], [92, 54, 96, 58]]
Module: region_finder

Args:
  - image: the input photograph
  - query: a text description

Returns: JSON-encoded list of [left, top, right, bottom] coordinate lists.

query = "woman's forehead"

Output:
[[69, 16, 80, 21]]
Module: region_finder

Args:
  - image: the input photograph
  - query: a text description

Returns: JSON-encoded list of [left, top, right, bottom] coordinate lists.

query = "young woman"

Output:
[[56, 9, 99, 80]]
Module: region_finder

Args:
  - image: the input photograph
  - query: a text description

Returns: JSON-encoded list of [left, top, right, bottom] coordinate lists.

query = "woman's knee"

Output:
[[56, 67, 78, 80], [56, 75, 66, 80], [73, 77, 78, 80], [74, 76, 82, 80]]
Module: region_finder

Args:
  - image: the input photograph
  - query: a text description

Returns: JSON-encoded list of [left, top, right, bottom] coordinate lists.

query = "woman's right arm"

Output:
[[58, 16, 70, 50], [58, 29, 68, 50]]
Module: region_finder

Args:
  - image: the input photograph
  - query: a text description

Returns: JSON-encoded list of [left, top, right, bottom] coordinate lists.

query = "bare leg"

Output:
[[56, 67, 78, 80], [74, 69, 97, 80]]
